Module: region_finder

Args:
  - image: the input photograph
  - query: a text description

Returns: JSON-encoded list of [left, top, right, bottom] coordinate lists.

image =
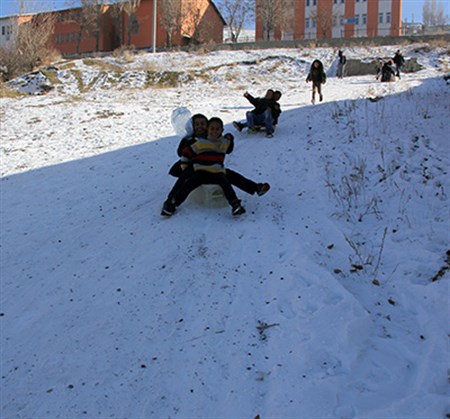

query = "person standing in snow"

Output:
[[336, 50, 347, 79], [393, 50, 405, 79], [375, 58, 384, 80], [306, 59, 326, 104], [162, 117, 246, 216]]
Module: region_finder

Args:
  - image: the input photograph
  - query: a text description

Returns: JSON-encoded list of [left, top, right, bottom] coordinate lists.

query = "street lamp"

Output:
[[152, 0, 157, 53]]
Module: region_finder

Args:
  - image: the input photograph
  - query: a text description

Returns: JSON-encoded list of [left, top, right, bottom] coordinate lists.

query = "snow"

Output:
[[1, 43, 449, 418]]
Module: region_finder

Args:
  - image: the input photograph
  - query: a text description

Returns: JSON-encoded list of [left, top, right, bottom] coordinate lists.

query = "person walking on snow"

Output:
[[306, 59, 326, 104], [393, 50, 405, 79]]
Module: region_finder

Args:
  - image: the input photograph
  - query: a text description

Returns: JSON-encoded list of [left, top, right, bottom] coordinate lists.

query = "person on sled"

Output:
[[162, 117, 246, 217], [232, 89, 282, 138]]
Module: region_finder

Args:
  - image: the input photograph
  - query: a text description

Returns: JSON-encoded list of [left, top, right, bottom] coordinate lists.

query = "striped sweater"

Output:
[[182, 136, 232, 174]]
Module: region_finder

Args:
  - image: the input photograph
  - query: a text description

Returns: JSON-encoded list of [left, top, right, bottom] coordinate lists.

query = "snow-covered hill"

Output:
[[1, 43, 449, 418]]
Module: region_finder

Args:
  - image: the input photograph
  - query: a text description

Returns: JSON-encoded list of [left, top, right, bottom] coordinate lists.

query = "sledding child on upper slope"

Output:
[[162, 117, 246, 216], [162, 114, 270, 215], [306, 59, 326, 104], [232, 89, 281, 138]]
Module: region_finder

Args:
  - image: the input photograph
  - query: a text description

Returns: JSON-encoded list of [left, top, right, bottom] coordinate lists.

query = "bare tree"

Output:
[[257, 0, 292, 41], [123, 0, 141, 46], [219, 0, 255, 43], [1, 12, 56, 78], [159, 0, 183, 47], [435, 1, 448, 25], [110, 2, 125, 48], [423, 0, 448, 26], [81, 0, 106, 52], [309, 4, 335, 39], [71, 0, 101, 53]]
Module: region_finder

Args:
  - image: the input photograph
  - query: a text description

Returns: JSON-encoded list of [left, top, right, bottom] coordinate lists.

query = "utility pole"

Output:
[[152, 0, 157, 53]]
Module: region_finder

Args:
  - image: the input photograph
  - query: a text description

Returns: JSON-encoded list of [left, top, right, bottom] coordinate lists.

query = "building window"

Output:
[[334, 0, 337, 3], [362, 14, 367, 24], [305, 18, 310, 29], [355, 15, 359, 25], [306, 0, 310, 6], [1, 26, 4, 36], [341, 0, 344, 3], [340, 15, 344, 26], [312, 19, 316, 28], [386, 12, 391, 23], [379, 13, 383, 23], [313, 0, 317, 5]]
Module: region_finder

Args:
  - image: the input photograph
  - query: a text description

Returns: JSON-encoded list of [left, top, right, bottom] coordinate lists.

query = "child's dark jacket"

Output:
[[245, 94, 277, 116], [306, 67, 327, 85]]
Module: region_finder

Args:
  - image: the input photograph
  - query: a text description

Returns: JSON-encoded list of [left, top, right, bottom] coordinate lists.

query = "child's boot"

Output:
[[161, 199, 176, 216], [231, 200, 246, 216]]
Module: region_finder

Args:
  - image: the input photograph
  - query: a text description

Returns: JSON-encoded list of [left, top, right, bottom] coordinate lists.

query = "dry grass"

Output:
[[195, 40, 218, 55], [58, 62, 77, 71], [145, 70, 194, 88], [41, 69, 61, 85], [112, 46, 136, 63], [427, 38, 449, 49], [0, 82, 24, 98], [82, 58, 123, 72]]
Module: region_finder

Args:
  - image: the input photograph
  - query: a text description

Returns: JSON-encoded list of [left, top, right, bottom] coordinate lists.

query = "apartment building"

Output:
[[0, 15, 34, 49], [256, 0, 402, 41], [1, 0, 225, 55]]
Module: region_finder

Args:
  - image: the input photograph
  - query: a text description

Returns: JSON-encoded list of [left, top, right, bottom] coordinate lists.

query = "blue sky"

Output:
[[0, 0, 446, 23]]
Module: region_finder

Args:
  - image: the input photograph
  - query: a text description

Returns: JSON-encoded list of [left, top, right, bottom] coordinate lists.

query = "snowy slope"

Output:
[[1, 44, 449, 418]]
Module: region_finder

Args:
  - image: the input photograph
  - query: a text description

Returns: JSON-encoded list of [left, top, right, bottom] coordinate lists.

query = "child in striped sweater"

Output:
[[162, 117, 246, 216]]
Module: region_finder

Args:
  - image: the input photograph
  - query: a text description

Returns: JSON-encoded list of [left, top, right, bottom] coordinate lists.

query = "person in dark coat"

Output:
[[393, 50, 405, 79], [162, 115, 270, 216], [163, 117, 246, 216], [233, 90, 282, 138], [381, 60, 396, 82], [233, 89, 280, 137], [375, 58, 384, 80], [336, 50, 347, 79], [306, 59, 326, 104]]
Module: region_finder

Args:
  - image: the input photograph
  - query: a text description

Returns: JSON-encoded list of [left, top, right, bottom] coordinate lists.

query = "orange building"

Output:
[[46, 0, 225, 55], [256, 0, 402, 41]]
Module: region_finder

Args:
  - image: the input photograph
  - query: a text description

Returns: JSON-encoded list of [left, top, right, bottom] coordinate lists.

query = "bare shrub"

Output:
[[0, 13, 56, 80], [325, 157, 382, 223], [112, 45, 136, 62]]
